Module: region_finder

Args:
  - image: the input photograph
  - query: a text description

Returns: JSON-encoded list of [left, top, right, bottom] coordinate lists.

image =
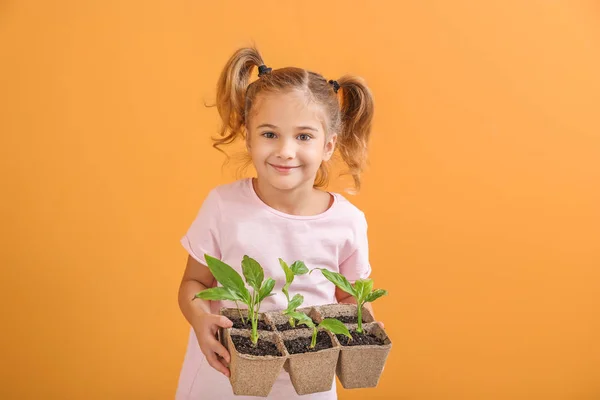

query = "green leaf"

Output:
[[353, 280, 365, 303], [365, 289, 388, 303], [258, 278, 276, 302], [290, 261, 309, 276], [204, 254, 250, 303], [242, 255, 264, 291], [313, 268, 357, 298], [287, 311, 314, 328], [279, 258, 294, 300], [285, 294, 304, 313], [354, 279, 373, 303], [279, 259, 294, 283], [319, 318, 352, 340], [194, 287, 243, 301]]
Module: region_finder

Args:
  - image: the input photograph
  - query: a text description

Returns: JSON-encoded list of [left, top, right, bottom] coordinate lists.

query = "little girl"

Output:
[[176, 47, 376, 399]]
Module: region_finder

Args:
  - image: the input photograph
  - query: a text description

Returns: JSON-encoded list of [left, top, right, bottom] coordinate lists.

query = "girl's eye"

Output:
[[297, 134, 312, 141], [262, 132, 276, 139]]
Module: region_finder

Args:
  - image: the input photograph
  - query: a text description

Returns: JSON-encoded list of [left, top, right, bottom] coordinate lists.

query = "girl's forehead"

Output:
[[250, 90, 326, 130]]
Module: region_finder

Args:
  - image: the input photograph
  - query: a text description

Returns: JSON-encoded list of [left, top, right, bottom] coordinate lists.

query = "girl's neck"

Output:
[[252, 177, 331, 216]]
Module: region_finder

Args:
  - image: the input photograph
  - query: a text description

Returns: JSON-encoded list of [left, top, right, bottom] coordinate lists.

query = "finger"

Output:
[[206, 352, 230, 377], [210, 339, 231, 363], [215, 315, 233, 329]]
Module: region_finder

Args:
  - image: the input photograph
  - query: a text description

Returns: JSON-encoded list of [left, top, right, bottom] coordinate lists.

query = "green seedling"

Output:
[[279, 259, 308, 327], [195, 254, 275, 346], [311, 268, 387, 334], [287, 311, 352, 349]]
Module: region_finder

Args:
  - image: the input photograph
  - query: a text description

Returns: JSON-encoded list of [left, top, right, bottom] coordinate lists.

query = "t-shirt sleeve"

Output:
[[180, 189, 222, 264], [339, 212, 372, 282]]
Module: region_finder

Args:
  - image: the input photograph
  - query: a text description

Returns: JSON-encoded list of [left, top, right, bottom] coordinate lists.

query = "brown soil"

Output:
[[284, 331, 333, 354], [229, 317, 272, 331], [330, 315, 366, 324], [276, 318, 316, 331], [336, 330, 385, 346], [231, 335, 282, 356]]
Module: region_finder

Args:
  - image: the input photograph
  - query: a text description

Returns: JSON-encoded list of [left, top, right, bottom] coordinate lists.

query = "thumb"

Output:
[[215, 315, 233, 329]]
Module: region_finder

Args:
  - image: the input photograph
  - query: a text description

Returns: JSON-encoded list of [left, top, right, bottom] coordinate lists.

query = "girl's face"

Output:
[[246, 90, 336, 192]]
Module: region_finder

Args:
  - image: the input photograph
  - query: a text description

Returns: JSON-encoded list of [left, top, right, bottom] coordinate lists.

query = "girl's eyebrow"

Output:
[[256, 123, 318, 132], [297, 126, 319, 132], [256, 123, 278, 130]]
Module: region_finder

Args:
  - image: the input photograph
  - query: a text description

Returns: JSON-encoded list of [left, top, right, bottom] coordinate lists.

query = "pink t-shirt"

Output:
[[176, 178, 371, 400]]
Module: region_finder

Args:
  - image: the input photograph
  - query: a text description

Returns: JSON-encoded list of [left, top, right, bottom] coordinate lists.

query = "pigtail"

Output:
[[213, 47, 265, 152], [336, 76, 374, 191]]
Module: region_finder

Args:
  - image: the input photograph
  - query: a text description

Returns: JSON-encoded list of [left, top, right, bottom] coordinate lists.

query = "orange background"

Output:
[[1, 1, 599, 399]]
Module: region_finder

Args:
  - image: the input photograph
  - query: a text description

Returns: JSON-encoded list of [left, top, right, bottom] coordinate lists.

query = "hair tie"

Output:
[[328, 79, 340, 93], [258, 64, 272, 77]]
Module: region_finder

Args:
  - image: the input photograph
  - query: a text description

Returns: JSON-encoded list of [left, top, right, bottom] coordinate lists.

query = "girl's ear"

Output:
[[323, 133, 337, 161]]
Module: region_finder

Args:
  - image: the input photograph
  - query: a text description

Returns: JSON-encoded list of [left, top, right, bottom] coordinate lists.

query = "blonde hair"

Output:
[[212, 47, 374, 191]]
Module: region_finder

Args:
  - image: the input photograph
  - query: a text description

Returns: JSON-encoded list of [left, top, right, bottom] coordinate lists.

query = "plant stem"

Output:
[[254, 299, 260, 330], [251, 316, 258, 346], [250, 291, 258, 346], [357, 303, 363, 333], [289, 317, 296, 327], [248, 292, 255, 323], [234, 301, 246, 325], [310, 328, 317, 348]]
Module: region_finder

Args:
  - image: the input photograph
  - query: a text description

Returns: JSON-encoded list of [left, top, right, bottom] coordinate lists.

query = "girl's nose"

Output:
[[276, 138, 295, 159]]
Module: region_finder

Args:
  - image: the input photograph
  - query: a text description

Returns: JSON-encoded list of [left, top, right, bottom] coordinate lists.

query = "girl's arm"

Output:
[[179, 255, 233, 377], [178, 255, 216, 325]]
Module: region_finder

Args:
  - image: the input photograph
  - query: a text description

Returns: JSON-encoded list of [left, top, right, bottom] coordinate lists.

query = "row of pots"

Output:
[[218, 304, 392, 397]]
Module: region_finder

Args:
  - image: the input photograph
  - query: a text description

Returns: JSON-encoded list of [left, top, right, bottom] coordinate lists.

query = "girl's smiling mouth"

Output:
[[269, 163, 301, 173]]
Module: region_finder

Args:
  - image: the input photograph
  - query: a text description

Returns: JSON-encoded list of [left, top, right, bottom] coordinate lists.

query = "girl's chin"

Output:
[[257, 173, 310, 191]]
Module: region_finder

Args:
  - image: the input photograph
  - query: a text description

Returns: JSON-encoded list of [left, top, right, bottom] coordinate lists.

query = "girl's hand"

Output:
[[193, 313, 233, 377]]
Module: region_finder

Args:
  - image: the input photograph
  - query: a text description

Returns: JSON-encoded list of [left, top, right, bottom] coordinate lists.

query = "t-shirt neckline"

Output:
[[245, 178, 337, 220]]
